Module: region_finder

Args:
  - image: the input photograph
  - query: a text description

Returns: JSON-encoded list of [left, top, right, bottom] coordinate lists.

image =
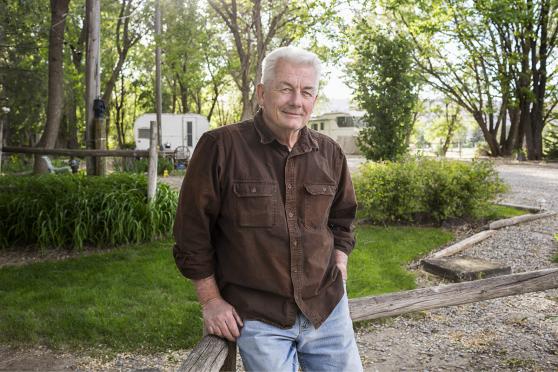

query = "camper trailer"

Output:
[[134, 113, 210, 152]]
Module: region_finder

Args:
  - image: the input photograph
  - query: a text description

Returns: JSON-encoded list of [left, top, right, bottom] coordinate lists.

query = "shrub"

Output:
[[354, 158, 507, 224], [0, 174, 178, 250], [113, 156, 174, 175]]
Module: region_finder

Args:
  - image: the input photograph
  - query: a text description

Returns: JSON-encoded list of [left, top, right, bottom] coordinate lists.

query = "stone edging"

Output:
[[431, 210, 557, 259]]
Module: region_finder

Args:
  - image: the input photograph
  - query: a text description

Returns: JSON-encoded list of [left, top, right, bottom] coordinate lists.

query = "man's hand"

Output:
[[193, 275, 243, 341], [335, 249, 348, 281], [202, 297, 244, 341]]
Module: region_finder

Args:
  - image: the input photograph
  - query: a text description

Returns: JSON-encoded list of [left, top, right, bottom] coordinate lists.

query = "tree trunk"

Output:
[[34, 0, 71, 174], [473, 111, 500, 156]]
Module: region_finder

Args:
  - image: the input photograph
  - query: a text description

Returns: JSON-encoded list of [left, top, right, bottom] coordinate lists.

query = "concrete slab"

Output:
[[421, 256, 511, 282]]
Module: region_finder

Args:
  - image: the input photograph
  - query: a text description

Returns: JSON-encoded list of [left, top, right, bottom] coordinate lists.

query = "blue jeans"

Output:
[[237, 290, 362, 372]]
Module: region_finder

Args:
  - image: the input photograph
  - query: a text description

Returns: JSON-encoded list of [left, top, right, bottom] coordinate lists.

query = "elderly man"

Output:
[[173, 46, 362, 371]]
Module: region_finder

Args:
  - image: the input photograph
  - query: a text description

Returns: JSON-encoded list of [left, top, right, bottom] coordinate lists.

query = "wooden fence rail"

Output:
[[179, 268, 558, 372], [1, 145, 151, 158]]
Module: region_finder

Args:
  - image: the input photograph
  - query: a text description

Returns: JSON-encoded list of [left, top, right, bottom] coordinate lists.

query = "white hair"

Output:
[[261, 46, 322, 89]]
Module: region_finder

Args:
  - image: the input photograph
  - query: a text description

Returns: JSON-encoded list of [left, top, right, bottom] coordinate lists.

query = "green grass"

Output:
[[473, 204, 527, 220], [0, 226, 453, 353], [0, 240, 201, 353], [347, 226, 453, 298]]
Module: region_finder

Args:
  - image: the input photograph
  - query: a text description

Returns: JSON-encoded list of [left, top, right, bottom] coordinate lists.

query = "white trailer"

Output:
[[134, 113, 210, 152]]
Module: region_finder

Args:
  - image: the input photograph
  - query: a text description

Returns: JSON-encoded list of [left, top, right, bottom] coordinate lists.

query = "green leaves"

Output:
[[0, 174, 178, 250], [353, 158, 507, 224], [347, 22, 419, 161]]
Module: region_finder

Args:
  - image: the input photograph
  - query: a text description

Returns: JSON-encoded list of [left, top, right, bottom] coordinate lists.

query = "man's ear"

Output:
[[256, 83, 265, 107]]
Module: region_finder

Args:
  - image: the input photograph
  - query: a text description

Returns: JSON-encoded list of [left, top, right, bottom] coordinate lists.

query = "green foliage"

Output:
[[543, 124, 558, 160], [113, 156, 174, 176], [0, 239, 201, 352], [354, 158, 507, 224], [347, 21, 419, 161], [348, 225, 453, 298], [0, 174, 178, 250], [1, 155, 33, 174]]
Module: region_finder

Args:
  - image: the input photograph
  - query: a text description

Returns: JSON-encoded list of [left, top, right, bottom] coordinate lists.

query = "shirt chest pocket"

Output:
[[303, 184, 336, 229], [233, 182, 277, 227]]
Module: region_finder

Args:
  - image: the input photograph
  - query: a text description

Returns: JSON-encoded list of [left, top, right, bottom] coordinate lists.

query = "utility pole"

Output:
[[85, 0, 101, 175], [155, 0, 163, 150]]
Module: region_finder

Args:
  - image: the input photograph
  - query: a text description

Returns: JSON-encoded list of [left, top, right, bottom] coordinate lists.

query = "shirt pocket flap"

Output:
[[304, 184, 336, 196], [233, 182, 274, 197]]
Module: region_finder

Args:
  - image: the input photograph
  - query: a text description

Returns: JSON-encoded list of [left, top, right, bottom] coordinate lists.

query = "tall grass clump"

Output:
[[354, 158, 507, 224], [0, 174, 178, 250]]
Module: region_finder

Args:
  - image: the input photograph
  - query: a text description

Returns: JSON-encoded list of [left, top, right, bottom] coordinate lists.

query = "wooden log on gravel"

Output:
[[431, 230, 496, 258], [181, 268, 558, 372], [489, 211, 556, 230], [349, 268, 558, 322]]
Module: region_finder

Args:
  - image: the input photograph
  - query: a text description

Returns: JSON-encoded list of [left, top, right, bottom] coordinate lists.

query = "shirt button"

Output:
[[288, 212, 294, 218], [293, 240, 297, 246], [287, 184, 292, 190]]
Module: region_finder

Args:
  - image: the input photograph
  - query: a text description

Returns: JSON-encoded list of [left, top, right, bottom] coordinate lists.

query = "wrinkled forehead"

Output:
[[272, 59, 319, 88]]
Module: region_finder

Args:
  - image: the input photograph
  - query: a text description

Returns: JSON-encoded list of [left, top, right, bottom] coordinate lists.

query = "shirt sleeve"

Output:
[[173, 132, 222, 280], [328, 151, 357, 255]]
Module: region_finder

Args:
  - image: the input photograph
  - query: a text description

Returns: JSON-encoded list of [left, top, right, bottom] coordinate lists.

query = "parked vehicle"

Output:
[[134, 113, 210, 153]]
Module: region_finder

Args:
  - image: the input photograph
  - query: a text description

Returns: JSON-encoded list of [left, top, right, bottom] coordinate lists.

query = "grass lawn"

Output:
[[0, 240, 202, 353], [347, 226, 453, 298], [474, 204, 528, 220], [0, 226, 453, 353]]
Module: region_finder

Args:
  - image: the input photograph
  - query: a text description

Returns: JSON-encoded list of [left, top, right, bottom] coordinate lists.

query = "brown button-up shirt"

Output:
[[173, 110, 357, 328]]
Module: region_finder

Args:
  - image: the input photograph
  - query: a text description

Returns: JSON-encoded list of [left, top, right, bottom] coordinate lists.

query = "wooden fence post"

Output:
[[94, 114, 107, 176], [0, 115, 4, 174], [147, 120, 158, 202]]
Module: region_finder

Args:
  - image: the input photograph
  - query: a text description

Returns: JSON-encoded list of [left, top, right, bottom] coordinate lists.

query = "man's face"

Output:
[[257, 59, 318, 133]]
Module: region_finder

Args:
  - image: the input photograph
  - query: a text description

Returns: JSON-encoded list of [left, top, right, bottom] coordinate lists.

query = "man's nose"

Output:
[[288, 90, 303, 106]]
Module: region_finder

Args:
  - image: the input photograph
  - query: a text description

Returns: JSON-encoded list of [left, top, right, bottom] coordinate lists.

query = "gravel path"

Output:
[[1, 163, 557, 371], [356, 163, 558, 371]]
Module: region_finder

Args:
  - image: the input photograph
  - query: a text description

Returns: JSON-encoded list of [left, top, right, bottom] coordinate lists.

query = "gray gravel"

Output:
[[356, 163, 558, 371]]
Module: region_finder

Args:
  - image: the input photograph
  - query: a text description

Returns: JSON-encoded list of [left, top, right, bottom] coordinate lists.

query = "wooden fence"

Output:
[[180, 268, 558, 372]]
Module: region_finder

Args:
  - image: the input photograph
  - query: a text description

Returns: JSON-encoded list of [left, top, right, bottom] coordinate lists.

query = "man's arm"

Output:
[[329, 151, 357, 280], [194, 275, 243, 342], [173, 133, 243, 341], [334, 249, 348, 281]]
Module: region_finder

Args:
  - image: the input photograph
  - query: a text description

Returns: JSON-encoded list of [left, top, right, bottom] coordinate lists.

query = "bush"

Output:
[[113, 156, 174, 175], [354, 158, 507, 224], [0, 174, 178, 250]]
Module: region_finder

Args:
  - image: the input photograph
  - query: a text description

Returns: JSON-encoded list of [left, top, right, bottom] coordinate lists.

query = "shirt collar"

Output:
[[253, 109, 320, 152]]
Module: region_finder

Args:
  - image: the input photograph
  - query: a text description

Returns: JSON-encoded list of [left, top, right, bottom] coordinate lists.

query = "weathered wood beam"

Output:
[[178, 335, 233, 372], [489, 211, 556, 230], [349, 268, 558, 321], [432, 230, 496, 258], [2, 146, 151, 158]]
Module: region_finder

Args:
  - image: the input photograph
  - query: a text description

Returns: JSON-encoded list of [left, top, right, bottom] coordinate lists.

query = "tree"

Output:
[[348, 22, 419, 161], [384, 0, 558, 160], [208, 0, 339, 120], [33, 0, 71, 174], [0, 1, 49, 147]]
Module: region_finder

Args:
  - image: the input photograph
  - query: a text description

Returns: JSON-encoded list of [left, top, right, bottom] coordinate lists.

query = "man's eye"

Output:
[[302, 91, 314, 98], [280, 88, 292, 93]]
